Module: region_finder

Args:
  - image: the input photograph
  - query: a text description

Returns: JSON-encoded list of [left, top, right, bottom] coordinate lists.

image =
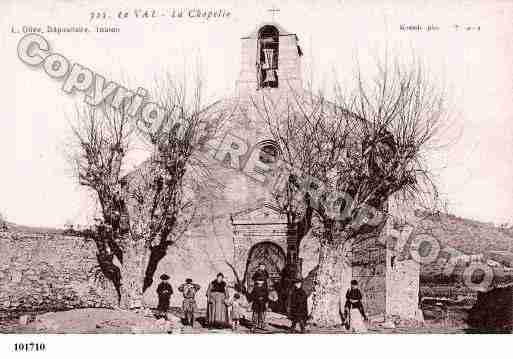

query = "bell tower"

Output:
[[236, 22, 303, 96]]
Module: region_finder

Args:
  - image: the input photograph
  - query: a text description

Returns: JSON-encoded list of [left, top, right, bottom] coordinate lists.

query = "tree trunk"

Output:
[[143, 242, 171, 293], [310, 239, 353, 327], [119, 241, 150, 309]]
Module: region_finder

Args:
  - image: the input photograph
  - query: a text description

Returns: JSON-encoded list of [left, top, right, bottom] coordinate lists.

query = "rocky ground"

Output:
[[0, 306, 469, 334]]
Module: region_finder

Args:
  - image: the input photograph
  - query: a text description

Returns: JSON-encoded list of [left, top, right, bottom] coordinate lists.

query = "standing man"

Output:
[[289, 278, 308, 333], [178, 278, 201, 327], [344, 279, 368, 321], [156, 274, 173, 319], [248, 279, 269, 332]]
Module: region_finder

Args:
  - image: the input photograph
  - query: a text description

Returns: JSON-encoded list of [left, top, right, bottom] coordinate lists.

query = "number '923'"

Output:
[[14, 343, 46, 352]]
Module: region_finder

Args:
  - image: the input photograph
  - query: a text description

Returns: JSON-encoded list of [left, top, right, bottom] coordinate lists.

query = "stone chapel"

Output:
[[142, 21, 421, 322]]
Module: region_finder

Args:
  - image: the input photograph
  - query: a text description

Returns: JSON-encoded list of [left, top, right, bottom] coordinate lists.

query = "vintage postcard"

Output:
[[1, 0, 513, 356]]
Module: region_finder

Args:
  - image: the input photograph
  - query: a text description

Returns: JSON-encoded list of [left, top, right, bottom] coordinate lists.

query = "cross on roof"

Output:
[[267, 6, 280, 21]]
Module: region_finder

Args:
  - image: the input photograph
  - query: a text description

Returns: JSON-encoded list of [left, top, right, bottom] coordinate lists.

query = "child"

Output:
[[288, 278, 308, 333], [178, 278, 201, 327], [248, 280, 269, 331], [226, 293, 244, 331], [156, 274, 173, 319], [344, 279, 367, 322]]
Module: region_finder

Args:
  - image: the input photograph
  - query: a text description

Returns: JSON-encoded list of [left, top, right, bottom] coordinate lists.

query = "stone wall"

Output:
[[0, 231, 118, 317], [352, 237, 387, 318], [385, 247, 421, 320]]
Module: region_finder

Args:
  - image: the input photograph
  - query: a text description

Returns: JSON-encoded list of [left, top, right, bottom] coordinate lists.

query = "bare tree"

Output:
[[66, 75, 230, 308], [253, 56, 450, 326], [0, 210, 7, 231]]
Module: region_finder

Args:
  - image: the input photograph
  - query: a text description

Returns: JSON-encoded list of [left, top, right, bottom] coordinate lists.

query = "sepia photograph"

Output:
[[0, 0, 512, 356]]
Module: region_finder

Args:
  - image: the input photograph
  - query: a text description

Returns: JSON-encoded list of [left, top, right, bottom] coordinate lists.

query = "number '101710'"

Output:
[[14, 343, 46, 352]]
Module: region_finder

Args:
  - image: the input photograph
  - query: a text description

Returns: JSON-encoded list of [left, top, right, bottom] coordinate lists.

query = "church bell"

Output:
[[262, 69, 277, 84], [262, 48, 275, 69]]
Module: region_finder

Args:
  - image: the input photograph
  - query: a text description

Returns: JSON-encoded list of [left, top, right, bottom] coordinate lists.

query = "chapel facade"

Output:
[[141, 22, 421, 322]]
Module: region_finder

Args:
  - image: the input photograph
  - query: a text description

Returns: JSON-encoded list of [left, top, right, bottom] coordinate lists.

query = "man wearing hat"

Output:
[[178, 278, 201, 327], [156, 274, 173, 317], [344, 279, 367, 322], [288, 278, 308, 333], [248, 279, 269, 331]]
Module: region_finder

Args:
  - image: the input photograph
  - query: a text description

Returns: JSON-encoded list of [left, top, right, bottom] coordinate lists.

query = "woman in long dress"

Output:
[[206, 273, 229, 328]]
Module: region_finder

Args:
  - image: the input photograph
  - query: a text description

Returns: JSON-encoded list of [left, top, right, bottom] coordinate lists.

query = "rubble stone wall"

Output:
[[386, 248, 421, 320], [0, 231, 118, 317]]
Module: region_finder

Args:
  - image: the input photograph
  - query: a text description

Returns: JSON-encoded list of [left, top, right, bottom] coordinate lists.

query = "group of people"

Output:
[[156, 274, 200, 326], [156, 264, 367, 333], [203, 268, 309, 333]]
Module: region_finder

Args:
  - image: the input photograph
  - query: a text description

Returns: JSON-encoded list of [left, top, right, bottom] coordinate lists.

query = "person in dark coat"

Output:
[[156, 274, 173, 317], [252, 263, 270, 289], [289, 278, 308, 333], [248, 280, 269, 331], [344, 279, 367, 321], [206, 273, 229, 328]]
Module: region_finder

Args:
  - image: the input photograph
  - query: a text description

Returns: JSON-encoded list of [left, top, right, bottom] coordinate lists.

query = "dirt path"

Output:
[[0, 307, 467, 334]]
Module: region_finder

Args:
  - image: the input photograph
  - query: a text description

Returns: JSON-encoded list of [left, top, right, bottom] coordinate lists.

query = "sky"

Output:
[[1, 0, 512, 227]]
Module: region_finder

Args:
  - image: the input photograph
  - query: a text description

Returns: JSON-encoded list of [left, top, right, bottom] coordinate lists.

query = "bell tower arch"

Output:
[[237, 22, 303, 96], [257, 25, 280, 88]]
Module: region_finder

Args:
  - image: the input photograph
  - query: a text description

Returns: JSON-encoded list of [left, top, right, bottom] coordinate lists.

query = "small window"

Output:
[[259, 144, 278, 164]]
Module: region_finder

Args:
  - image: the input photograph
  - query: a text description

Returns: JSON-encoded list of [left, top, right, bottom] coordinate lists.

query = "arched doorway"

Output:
[[245, 241, 286, 292]]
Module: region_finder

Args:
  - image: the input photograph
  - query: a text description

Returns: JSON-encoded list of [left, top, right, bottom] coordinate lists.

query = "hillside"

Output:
[[3, 222, 63, 235], [413, 212, 513, 285], [417, 212, 513, 254]]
